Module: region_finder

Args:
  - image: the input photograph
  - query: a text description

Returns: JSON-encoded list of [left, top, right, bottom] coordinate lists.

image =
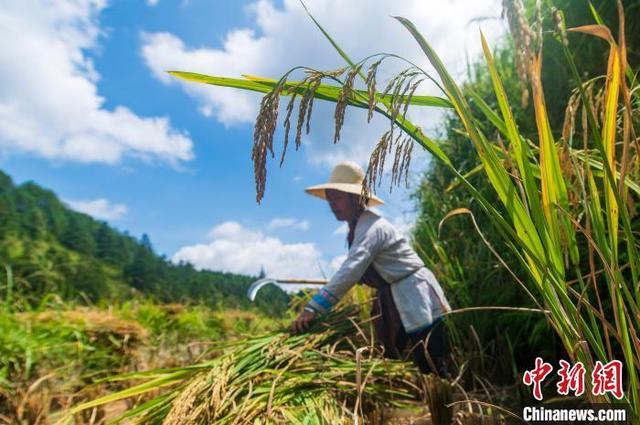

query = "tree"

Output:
[[61, 215, 96, 255], [24, 208, 47, 240], [0, 193, 18, 235], [125, 234, 163, 294], [0, 167, 289, 315], [96, 222, 122, 264]]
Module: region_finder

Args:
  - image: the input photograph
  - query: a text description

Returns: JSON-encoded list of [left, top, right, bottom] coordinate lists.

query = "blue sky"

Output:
[[0, 0, 504, 279]]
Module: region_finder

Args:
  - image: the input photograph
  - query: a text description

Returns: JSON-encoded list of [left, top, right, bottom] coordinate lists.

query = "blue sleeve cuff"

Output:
[[307, 288, 339, 313], [311, 292, 332, 310]]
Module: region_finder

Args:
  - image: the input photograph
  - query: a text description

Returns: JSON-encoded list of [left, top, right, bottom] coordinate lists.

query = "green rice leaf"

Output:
[[169, 71, 452, 108]]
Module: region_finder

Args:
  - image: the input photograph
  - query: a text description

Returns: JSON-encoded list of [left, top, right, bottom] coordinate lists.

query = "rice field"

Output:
[[0, 298, 281, 424], [63, 290, 513, 425], [3, 1, 639, 424]]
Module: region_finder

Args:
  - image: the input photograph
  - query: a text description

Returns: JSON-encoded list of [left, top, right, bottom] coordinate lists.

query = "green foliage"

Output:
[[0, 309, 132, 396], [61, 214, 96, 254], [412, 0, 640, 373], [412, 40, 556, 370], [118, 302, 224, 340]]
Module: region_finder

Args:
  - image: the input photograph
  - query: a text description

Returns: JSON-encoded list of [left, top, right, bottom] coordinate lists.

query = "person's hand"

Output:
[[291, 309, 316, 334]]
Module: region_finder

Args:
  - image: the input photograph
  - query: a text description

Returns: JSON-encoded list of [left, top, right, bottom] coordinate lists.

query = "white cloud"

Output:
[[0, 0, 194, 165], [173, 221, 325, 278], [328, 254, 346, 274], [146, 0, 159, 6], [268, 217, 309, 231], [390, 214, 414, 239], [206, 221, 257, 241], [65, 198, 128, 220], [140, 0, 505, 168], [333, 223, 348, 235], [171, 214, 416, 285]]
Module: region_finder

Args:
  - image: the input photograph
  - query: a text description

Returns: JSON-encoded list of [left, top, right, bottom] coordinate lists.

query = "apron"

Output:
[[359, 265, 405, 359], [347, 217, 404, 359], [360, 265, 449, 375]]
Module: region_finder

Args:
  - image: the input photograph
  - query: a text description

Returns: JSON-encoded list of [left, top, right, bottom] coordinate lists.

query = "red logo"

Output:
[[523, 358, 624, 401], [556, 360, 586, 396], [592, 360, 624, 400], [523, 357, 554, 401]]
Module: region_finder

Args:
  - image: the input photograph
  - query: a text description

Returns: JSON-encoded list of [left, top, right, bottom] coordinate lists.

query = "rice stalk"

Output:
[[422, 374, 453, 425], [66, 303, 421, 424]]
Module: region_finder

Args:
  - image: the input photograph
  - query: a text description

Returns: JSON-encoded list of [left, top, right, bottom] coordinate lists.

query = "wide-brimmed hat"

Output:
[[304, 161, 384, 206]]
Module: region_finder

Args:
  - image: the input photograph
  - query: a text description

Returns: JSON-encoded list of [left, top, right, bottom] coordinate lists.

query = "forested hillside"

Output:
[[0, 170, 288, 315]]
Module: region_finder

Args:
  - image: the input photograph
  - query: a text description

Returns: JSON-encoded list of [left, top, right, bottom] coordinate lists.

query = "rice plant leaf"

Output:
[[560, 28, 640, 294], [108, 391, 176, 424], [468, 89, 508, 137], [243, 74, 452, 108], [586, 169, 640, 407], [298, 1, 359, 75], [574, 152, 640, 196], [68, 370, 191, 415], [568, 25, 615, 43], [530, 52, 578, 270], [395, 16, 548, 282], [479, 33, 560, 266], [388, 115, 452, 166], [586, 172, 608, 262], [588, 2, 605, 25], [581, 17, 640, 405], [602, 50, 621, 258], [570, 28, 621, 259], [397, 18, 596, 365], [445, 163, 484, 192], [169, 71, 452, 108]]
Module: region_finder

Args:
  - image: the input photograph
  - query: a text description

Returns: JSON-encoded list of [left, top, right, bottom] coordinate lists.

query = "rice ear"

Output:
[[365, 130, 392, 194], [366, 58, 384, 122], [294, 72, 323, 151], [280, 88, 299, 167], [334, 66, 360, 144], [304, 78, 322, 137], [252, 81, 286, 203]]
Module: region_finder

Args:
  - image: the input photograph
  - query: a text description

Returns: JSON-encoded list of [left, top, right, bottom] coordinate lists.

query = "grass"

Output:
[[0, 308, 139, 423], [0, 293, 281, 424]]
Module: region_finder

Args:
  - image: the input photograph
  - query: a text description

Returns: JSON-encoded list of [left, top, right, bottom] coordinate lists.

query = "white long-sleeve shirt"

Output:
[[307, 209, 451, 333]]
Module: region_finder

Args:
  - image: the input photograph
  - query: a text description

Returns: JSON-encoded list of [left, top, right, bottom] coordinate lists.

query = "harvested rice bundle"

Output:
[[65, 303, 421, 424]]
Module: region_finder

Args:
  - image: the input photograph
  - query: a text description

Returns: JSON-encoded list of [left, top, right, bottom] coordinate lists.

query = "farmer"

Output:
[[291, 161, 451, 377]]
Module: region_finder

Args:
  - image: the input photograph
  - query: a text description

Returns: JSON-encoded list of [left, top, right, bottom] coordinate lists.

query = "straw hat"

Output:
[[304, 161, 384, 206]]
